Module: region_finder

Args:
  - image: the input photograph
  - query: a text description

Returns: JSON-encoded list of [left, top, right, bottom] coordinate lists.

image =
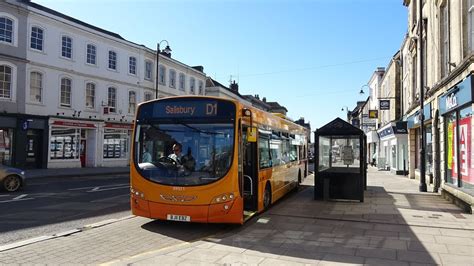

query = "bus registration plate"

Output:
[[167, 214, 191, 222]]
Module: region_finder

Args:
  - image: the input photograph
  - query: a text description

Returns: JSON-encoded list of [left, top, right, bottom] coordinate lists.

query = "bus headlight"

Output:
[[211, 193, 234, 204], [130, 187, 145, 199]]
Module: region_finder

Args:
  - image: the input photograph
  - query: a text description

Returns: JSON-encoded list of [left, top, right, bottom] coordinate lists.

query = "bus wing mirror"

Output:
[[247, 127, 257, 142]]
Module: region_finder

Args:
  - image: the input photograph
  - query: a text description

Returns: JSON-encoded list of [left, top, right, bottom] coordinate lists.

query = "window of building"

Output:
[[0, 128, 13, 166], [159, 65, 166, 85], [108, 87, 116, 112], [86, 44, 96, 65], [189, 77, 195, 94], [60, 77, 72, 107], [30, 71, 42, 103], [144, 92, 153, 101], [108, 50, 117, 70], [61, 35, 72, 59], [86, 82, 95, 109], [440, 3, 449, 78], [129, 56, 136, 75], [0, 17, 13, 44], [128, 91, 136, 114], [103, 129, 129, 159], [179, 73, 185, 91], [0, 65, 12, 100], [169, 69, 176, 88], [145, 61, 152, 80], [50, 128, 80, 160], [445, 106, 474, 193], [30, 26, 43, 51], [198, 80, 204, 95]]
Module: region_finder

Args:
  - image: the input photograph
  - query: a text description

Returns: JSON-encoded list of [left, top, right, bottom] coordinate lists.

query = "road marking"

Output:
[[0, 198, 34, 204], [14, 194, 28, 200], [87, 185, 129, 192], [68, 183, 129, 191]]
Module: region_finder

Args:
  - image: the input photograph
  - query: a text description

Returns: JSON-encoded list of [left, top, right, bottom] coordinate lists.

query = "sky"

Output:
[[35, 0, 408, 131]]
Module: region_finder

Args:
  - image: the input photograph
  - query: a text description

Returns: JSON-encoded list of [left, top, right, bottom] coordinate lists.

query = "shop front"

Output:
[[101, 122, 132, 167], [48, 118, 99, 168], [439, 75, 474, 197], [377, 122, 408, 175], [0, 114, 48, 169], [407, 102, 433, 180]]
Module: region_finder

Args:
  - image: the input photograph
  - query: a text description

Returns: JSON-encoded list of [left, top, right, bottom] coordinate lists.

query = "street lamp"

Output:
[[341, 106, 350, 121], [155, 40, 172, 99], [418, 0, 427, 192], [359, 84, 370, 95]]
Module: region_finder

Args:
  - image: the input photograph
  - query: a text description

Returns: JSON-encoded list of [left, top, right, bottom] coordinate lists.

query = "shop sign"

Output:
[[369, 110, 378, 119], [52, 120, 96, 128], [439, 75, 473, 115], [104, 123, 133, 130], [407, 103, 431, 129], [379, 100, 390, 110]]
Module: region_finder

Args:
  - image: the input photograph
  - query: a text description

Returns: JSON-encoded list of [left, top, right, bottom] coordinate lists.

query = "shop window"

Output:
[[425, 124, 433, 175], [449, 106, 474, 192], [103, 129, 129, 159], [50, 128, 80, 160], [0, 128, 13, 166]]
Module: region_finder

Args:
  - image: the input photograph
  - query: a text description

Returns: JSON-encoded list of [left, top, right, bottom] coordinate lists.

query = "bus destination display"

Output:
[[137, 99, 235, 120]]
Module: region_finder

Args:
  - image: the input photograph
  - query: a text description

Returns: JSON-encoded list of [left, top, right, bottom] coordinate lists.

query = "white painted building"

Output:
[[9, 1, 206, 168]]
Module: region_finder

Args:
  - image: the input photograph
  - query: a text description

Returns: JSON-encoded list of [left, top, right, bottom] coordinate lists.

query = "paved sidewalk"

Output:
[[25, 166, 129, 179], [106, 168, 474, 265]]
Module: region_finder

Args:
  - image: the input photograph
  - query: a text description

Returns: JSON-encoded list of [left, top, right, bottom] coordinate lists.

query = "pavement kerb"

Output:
[[0, 215, 136, 252]]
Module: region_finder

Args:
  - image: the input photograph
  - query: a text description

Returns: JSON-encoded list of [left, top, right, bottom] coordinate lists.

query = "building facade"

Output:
[[1, 0, 206, 169], [403, 0, 474, 211]]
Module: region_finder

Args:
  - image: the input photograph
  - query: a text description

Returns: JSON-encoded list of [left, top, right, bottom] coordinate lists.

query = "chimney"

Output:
[[262, 97, 266, 102], [255, 94, 260, 100], [230, 80, 239, 92], [192, 66, 204, 72]]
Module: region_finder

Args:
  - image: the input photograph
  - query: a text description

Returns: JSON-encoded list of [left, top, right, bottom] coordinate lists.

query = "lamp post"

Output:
[[418, 0, 427, 192], [155, 40, 172, 99], [341, 106, 350, 121]]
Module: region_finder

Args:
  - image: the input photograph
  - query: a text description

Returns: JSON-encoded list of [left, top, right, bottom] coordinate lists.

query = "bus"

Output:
[[130, 96, 309, 224]]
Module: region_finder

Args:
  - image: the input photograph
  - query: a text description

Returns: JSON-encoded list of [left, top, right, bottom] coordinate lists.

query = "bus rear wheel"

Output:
[[263, 184, 272, 210]]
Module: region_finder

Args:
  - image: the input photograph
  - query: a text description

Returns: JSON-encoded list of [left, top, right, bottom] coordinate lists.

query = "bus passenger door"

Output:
[[243, 127, 258, 212]]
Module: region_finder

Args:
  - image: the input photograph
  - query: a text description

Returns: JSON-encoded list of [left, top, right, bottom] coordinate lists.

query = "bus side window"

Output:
[[258, 136, 271, 169]]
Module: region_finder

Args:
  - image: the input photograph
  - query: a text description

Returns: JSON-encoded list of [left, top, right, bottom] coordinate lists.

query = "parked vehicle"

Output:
[[0, 165, 26, 192]]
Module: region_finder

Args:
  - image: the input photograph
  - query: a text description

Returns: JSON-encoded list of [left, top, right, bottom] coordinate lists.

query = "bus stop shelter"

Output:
[[314, 118, 367, 202]]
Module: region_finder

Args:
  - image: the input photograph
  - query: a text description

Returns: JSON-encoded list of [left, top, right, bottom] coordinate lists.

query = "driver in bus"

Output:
[[168, 143, 183, 165]]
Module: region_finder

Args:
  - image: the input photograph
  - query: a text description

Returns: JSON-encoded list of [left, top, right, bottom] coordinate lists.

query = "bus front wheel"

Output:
[[263, 184, 272, 210]]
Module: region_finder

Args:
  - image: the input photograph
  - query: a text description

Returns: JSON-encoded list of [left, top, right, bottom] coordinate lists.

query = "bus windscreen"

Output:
[[134, 98, 236, 186]]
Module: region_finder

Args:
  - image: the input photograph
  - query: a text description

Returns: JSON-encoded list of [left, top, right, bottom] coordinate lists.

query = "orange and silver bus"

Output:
[[130, 96, 309, 224]]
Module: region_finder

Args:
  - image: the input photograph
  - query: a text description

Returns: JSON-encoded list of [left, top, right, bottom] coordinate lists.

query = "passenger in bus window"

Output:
[[168, 143, 183, 164], [182, 147, 196, 171], [142, 146, 152, 163]]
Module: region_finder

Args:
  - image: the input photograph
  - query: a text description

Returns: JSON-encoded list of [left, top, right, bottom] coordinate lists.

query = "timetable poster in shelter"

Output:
[[449, 117, 474, 185]]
